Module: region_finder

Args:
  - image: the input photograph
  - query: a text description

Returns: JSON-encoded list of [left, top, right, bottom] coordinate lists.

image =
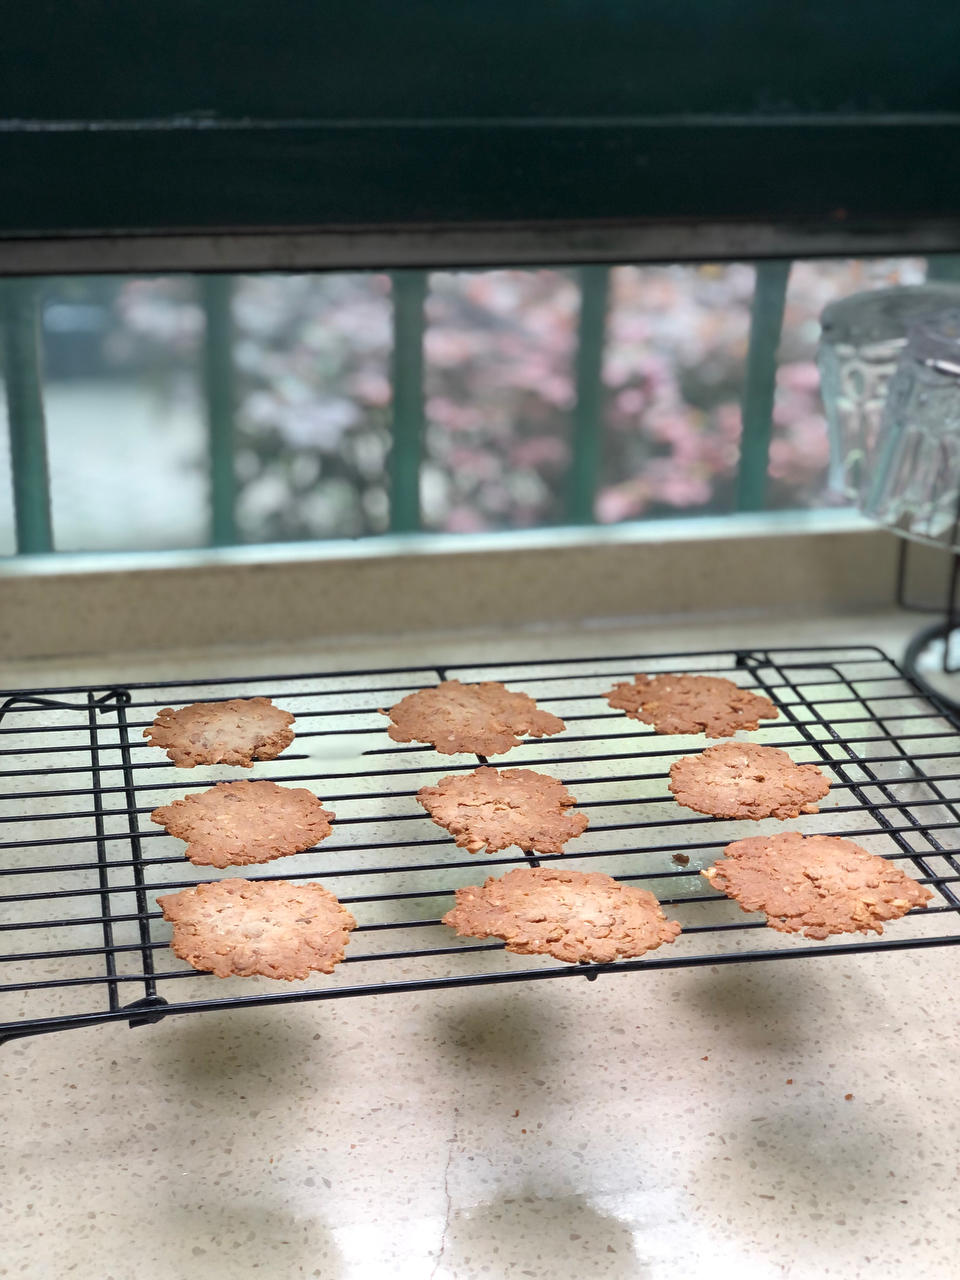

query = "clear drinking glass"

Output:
[[861, 310, 960, 547], [817, 284, 960, 500]]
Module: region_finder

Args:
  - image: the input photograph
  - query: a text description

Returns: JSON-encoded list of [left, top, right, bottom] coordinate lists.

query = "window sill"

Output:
[[1, 508, 871, 577], [0, 510, 903, 661]]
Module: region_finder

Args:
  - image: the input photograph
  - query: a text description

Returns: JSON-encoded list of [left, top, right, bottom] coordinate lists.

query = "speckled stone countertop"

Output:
[[3, 611, 959, 1280]]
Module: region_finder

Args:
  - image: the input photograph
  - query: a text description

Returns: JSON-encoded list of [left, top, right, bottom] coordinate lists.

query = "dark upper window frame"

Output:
[[1, 2, 959, 274]]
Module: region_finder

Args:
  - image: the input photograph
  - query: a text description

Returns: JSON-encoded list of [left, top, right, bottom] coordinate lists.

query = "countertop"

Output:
[[3, 610, 959, 1280]]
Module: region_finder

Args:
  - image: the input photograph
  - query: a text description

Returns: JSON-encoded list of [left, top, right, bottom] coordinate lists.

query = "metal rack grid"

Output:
[[3, 644, 960, 1046]]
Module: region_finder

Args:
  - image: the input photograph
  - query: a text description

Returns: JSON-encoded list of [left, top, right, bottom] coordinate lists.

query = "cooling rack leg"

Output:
[[902, 622, 960, 714], [123, 995, 169, 1029]]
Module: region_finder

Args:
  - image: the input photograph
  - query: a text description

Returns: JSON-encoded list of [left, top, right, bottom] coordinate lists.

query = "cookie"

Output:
[[157, 878, 356, 979], [442, 866, 682, 964], [669, 742, 830, 820], [418, 766, 589, 854], [605, 673, 778, 737], [384, 680, 565, 756], [151, 779, 335, 869], [703, 831, 932, 939], [145, 697, 295, 768]]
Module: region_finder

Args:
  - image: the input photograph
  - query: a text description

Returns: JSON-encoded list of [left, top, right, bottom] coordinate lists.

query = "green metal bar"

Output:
[[200, 274, 237, 545], [736, 259, 791, 512], [0, 278, 53, 553], [389, 270, 427, 533], [567, 265, 610, 524], [926, 255, 960, 282]]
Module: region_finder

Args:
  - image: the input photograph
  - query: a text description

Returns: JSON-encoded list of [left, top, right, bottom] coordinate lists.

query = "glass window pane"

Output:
[[598, 256, 925, 524], [233, 273, 392, 542], [29, 273, 396, 550], [599, 263, 752, 523], [422, 269, 578, 532], [43, 277, 208, 552], [0, 255, 935, 558]]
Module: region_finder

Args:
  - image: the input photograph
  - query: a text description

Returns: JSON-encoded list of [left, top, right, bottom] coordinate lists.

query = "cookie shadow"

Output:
[[435, 1187, 645, 1280], [680, 961, 827, 1051], [428, 986, 573, 1077], [698, 1096, 920, 1222], [149, 1008, 336, 1096]]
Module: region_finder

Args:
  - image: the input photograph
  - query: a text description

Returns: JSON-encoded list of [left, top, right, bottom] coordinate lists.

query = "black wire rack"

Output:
[[3, 643, 960, 1046]]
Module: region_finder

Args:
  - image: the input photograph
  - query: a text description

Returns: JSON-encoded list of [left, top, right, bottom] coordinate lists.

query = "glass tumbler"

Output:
[[862, 310, 960, 547], [817, 284, 960, 500]]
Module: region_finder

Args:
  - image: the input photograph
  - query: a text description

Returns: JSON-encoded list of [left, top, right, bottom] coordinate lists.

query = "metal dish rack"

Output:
[[3, 644, 960, 1046]]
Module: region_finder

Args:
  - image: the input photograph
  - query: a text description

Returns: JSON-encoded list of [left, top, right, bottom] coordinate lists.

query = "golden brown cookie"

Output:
[[144, 697, 295, 768], [418, 766, 589, 854], [157, 878, 356, 979], [442, 866, 682, 964], [703, 831, 932, 939], [669, 742, 830, 820], [151, 779, 335, 869], [605, 673, 778, 737], [384, 680, 565, 756]]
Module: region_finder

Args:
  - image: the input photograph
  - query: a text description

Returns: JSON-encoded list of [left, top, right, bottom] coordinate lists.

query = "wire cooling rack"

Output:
[[3, 644, 960, 1045]]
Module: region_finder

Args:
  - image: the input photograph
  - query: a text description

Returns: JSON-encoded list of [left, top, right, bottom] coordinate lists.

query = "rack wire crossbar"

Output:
[[3, 644, 959, 1044]]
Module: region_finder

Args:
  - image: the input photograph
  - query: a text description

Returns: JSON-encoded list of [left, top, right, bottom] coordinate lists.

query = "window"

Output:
[[0, 255, 929, 558]]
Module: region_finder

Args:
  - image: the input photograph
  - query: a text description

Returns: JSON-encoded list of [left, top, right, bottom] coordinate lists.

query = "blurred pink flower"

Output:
[[350, 370, 392, 407], [778, 360, 821, 392], [424, 329, 479, 367], [510, 436, 569, 469], [642, 458, 712, 507], [448, 448, 501, 481], [426, 396, 486, 432], [713, 403, 743, 440], [596, 485, 646, 524], [614, 387, 649, 416], [445, 505, 489, 533], [768, 418, 829, 481]]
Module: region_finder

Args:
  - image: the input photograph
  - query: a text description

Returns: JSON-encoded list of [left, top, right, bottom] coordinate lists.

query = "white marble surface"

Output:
[[3, 611, 959, 1280]]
